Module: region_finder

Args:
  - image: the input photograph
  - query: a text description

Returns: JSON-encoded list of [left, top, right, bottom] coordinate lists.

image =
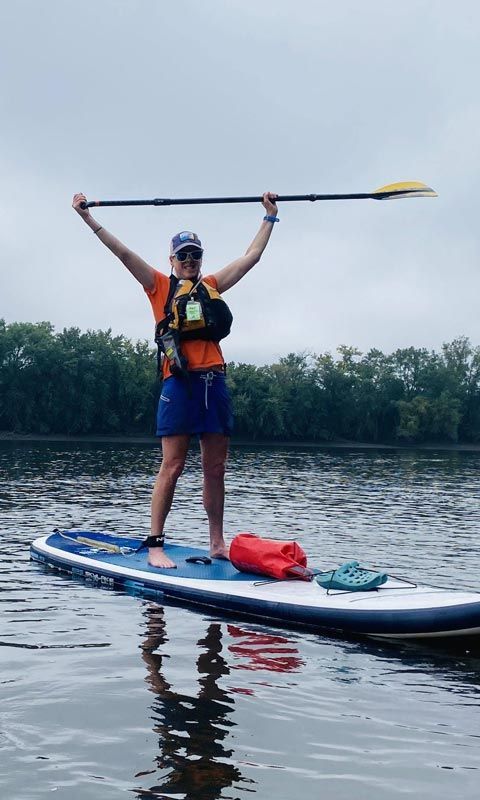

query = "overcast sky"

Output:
[[1, 0, 479, 365]]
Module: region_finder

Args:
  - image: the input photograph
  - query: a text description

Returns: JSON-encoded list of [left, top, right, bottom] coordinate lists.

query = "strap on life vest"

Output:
[[157, 274, 232, 340], [154, 274, 232, 377], [155, 273, 180, 339], [155, 274, 204, 342], [154, 274, 183, 376]]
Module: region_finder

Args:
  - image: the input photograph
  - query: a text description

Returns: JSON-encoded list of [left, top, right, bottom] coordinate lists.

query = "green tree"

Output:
[[1, 320, 480, 443]]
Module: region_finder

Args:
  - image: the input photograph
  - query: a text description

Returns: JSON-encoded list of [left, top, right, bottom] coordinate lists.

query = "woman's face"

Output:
[[170, 245, 204, 280]]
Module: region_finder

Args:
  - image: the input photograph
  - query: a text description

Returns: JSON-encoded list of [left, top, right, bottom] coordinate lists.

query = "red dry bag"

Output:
[[229, 533, 312, 581]]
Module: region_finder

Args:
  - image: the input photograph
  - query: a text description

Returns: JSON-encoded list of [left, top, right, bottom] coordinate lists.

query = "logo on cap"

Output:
[[170, 231, 203, 255]]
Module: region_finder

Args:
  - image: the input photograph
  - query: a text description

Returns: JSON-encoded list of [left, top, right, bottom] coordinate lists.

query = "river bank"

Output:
[[1, 430, 480, 451]]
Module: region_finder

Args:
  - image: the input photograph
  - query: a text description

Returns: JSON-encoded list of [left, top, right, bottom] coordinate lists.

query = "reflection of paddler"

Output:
[[227, 625, 304, 674], [139, 607, 251, 800]]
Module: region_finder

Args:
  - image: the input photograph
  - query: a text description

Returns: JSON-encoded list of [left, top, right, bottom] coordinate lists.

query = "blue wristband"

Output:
[[264, 215, 279, 223]]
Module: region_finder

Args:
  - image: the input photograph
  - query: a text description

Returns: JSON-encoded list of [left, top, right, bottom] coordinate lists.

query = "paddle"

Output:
[[81, 181, 437, 209]]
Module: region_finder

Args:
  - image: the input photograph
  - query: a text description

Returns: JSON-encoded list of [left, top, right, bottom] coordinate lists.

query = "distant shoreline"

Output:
[[1, 431, 480, 452]]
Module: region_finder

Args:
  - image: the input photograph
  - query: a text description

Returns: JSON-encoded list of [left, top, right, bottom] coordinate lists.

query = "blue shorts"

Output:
[[156, 371, 234, 437]]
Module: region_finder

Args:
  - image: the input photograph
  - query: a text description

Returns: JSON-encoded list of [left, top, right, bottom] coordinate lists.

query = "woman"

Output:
[[72, 190, 279, 568]]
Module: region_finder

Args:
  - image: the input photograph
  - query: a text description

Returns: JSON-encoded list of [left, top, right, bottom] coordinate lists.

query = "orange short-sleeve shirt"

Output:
[[145, 270, 225, 378]]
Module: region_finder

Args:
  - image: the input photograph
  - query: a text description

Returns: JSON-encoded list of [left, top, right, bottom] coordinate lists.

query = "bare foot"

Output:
[[147, 547, 176, 569], [210, 545, 230, 561]]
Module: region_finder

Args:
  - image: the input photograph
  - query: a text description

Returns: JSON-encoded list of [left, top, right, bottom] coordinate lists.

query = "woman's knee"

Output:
[[202, 459, 226, 482], [160, 456, 186, 483]]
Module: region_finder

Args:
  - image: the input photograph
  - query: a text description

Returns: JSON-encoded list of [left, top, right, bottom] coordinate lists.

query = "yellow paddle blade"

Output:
[[373, 181, 438, 200], [76, 536, 123, 553]]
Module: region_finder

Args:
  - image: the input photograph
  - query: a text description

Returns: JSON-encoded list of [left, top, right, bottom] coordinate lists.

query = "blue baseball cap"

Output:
[[170, 231, 203, 256]]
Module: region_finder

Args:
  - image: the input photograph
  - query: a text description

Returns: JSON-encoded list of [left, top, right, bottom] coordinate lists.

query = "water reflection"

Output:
[[134, 608, 309, 799], [136, 606, 249, 799], [227, 625, 304, 674]]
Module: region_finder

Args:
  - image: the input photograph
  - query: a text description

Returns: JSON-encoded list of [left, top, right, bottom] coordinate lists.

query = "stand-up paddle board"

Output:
[[30, 531, 480, 641]]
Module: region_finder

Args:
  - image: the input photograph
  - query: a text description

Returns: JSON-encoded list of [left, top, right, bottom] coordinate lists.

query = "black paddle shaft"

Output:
[[80, 190, 406, 210]]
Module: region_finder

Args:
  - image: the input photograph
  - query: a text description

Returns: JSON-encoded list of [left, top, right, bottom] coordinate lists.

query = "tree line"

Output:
[[1, 319, 480, 443]]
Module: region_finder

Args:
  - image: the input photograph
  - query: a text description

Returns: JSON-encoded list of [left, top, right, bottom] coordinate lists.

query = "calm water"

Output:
[[1, 441, 480, 799]]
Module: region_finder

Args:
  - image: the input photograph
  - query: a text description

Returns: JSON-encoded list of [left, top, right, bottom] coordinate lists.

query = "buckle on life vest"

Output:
[[155, 328, 189, 379]]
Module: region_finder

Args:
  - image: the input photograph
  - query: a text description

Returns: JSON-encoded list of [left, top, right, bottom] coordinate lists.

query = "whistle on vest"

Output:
[[157, 330, 188, 379]]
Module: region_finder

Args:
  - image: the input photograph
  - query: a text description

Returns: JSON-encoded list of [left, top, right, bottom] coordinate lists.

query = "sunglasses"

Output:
[[175, 249, 204, 262]]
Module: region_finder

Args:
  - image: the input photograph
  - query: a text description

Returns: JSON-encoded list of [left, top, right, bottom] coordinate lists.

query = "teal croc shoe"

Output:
[[316, 560, 388, 591]]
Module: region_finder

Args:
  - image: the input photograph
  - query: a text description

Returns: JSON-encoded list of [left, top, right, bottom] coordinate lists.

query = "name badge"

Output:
[[186, 300, 202, 321]]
